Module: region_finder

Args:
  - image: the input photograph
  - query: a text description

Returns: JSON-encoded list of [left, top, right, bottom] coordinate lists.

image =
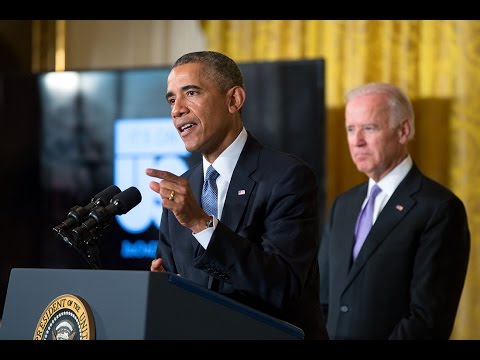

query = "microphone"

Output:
[[53, 185, 121, 236], [72, 186, 142, 242]]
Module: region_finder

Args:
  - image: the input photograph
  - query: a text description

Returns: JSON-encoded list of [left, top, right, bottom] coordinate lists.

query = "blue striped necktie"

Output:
[[201, 165, 220, 217]]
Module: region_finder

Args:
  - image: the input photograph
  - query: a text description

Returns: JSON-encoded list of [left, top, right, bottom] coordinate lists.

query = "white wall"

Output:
[[66, 20, 207, 70]]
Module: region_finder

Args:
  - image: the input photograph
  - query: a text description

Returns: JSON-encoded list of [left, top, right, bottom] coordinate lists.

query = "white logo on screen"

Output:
[[114, 118, 190, 233]]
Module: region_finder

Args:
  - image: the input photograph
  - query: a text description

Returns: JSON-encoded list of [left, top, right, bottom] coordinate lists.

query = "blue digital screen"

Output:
[[114, 118, 191, 258]]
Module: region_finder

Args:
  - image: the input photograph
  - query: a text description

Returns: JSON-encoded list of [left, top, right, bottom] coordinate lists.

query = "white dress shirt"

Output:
[[193, 127, 248, 249], [366, 154, 413, 224]]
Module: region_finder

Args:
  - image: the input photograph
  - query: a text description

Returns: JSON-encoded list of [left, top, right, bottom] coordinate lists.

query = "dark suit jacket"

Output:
[[319, 164, 470, 339], [156, 133, 328, 340]]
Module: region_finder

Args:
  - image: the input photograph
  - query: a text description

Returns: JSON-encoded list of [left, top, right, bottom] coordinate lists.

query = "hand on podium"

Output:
[[150, 258, 166, 273]]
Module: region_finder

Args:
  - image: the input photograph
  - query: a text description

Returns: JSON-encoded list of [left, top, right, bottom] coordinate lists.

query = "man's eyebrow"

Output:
[[166, 85, 202, 101]]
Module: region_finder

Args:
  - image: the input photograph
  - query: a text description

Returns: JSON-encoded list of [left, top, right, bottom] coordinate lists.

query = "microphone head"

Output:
[[92, 185, 121, 206], [110, 186, 142, 215]]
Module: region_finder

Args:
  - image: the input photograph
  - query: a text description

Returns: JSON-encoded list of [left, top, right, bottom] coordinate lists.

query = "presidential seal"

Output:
[[33, 294, 95, 340]]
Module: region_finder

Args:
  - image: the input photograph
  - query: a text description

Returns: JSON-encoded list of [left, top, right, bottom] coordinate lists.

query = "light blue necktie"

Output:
[[201, 165, 220, 217], [353, 184, 382, 261]]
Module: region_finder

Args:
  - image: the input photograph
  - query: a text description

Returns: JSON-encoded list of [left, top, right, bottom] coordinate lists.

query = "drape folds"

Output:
[[202, 20, 480, 339]]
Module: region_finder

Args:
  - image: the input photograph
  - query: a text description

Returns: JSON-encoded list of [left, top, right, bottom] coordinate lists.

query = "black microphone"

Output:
[[72, 186, 142, 242], [53, 185, 121, 236]]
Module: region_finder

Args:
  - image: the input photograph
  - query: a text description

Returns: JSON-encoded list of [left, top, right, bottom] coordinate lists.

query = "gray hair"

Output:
[[173, 51, 244, 93], [345, 82, 415, 140]]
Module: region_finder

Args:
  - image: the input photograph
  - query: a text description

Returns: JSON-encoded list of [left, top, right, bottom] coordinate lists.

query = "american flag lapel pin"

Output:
[[395, 204, 404, 211], [238, 189, 246, 196]]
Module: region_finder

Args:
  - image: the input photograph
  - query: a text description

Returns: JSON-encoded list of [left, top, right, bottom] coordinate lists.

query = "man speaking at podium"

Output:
[[146, 51, 328, 340]]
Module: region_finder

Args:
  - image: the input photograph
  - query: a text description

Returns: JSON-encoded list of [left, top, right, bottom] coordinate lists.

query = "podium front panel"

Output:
[[0, 268, 303, 340]]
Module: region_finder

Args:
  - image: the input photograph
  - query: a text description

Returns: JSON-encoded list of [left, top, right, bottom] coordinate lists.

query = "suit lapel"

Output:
[[343, 165, 423, 291], [187, 133, 259, 235], [220, 134, 259, 232]]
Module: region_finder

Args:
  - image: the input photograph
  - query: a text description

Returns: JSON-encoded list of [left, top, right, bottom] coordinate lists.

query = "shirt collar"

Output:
[[369, 154, 413, 197], [202, 127, 248, 181]]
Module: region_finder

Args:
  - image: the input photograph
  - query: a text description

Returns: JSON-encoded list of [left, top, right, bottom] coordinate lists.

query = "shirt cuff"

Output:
[[192, 216, 218, 249]]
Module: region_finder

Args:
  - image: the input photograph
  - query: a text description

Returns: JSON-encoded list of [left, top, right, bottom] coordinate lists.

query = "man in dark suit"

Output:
[[145, 51, 328, 340], [319, 82, 470, 339]]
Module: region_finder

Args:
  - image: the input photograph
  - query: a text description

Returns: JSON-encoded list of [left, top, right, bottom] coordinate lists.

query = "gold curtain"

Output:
[[202, 20, 480, 340]]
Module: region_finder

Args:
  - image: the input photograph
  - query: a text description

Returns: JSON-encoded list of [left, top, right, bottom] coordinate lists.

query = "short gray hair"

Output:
[[346, 82, 415, 140]]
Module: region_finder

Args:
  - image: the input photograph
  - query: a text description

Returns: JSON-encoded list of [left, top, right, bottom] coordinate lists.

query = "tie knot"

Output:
[[205, 165, 219, 181], [369, 184, 382, 200]]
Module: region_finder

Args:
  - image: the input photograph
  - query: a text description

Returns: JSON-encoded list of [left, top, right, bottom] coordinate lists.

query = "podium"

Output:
[[0, 268, 304, 340]]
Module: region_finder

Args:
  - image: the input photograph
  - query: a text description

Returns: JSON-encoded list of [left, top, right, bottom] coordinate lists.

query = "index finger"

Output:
[[145, 168, 178, 181]]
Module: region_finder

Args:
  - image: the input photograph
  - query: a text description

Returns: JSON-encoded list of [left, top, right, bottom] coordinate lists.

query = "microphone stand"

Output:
[[53, 228, 103, 270], [77, 233, 103, 270]]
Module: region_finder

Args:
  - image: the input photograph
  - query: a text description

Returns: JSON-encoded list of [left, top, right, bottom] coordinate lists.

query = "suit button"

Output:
[[340, 305, 349, 313]]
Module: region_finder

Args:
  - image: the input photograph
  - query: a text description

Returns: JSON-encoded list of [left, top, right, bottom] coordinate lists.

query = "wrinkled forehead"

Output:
[[347, 92, 389, 109], [347, 93, 390, 114], [345, 98, 392, 127]]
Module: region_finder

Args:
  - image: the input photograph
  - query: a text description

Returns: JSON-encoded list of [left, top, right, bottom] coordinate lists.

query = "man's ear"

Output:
[[228, 86, 246, 113], [398, 119, 410, 144]]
